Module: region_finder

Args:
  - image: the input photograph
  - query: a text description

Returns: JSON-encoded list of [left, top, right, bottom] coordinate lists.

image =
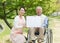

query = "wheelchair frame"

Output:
[[26, 20, 53, 43]]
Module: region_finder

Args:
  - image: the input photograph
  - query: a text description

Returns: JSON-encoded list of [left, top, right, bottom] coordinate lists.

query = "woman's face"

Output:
[[19, 8, 25, 16]]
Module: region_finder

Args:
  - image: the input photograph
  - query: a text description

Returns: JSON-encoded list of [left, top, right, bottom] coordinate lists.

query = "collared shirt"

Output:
[[38, 14, 48, 28]]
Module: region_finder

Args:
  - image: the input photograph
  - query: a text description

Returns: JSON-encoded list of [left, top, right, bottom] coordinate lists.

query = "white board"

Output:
[[26, 16, 43, 27]]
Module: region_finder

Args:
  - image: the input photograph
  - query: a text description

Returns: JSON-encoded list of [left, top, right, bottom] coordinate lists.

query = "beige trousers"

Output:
[[29, 27, 44, 41]]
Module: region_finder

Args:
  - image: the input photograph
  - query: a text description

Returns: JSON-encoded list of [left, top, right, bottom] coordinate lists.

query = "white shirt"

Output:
[[13, 16, 25, 29], [11, 16, 25, 34], [38, 14, 48, 28], [10, 16, 26, 42]]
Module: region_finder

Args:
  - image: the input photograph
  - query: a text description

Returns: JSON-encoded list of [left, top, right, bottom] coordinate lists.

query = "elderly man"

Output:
[[29, 6, 48, 43]]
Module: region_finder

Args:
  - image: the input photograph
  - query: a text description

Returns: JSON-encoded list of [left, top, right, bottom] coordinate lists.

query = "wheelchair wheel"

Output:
[[44, 28, 53, 43], [44, 30, 49, 43], [50, 29, 53, 43], [48, 29, 53, 43]]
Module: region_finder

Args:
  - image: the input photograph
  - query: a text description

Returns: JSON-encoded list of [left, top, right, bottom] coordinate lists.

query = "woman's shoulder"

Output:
[[15, 15, 19, 18], [14, 15, 19, 20]]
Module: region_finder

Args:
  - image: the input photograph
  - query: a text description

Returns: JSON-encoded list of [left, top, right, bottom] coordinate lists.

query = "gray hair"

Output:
[[36, 6, 42, 10]]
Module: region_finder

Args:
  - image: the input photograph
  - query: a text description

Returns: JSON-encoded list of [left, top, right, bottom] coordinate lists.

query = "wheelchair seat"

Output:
[[34, 28, 46, 36]]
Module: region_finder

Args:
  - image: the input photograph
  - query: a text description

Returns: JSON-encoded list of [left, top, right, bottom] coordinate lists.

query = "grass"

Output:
[[0, 19, 11, 40]]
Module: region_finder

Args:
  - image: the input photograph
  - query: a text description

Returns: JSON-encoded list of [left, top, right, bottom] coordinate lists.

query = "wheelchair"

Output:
[[26, 23, 53, 43]]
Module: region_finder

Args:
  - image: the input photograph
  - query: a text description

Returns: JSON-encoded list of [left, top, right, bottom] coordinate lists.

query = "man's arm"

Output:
[[43, 17, 48, 28]]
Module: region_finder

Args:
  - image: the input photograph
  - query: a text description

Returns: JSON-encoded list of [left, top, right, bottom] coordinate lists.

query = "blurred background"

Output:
[[0, 0, 60, 43]]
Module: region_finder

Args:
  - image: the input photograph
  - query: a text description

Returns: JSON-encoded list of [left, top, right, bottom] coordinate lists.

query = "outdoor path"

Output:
[[50, 18, 60, 43]]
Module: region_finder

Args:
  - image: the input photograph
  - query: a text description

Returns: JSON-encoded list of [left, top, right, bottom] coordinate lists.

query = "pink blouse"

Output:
[[13, 16, 25, 29]]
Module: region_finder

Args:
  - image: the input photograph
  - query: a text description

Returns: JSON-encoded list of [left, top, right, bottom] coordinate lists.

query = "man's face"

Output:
[[36, 8, 42, 15]]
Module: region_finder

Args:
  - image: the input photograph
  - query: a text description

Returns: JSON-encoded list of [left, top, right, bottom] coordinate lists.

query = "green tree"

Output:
[[0, 0, 58, 29]]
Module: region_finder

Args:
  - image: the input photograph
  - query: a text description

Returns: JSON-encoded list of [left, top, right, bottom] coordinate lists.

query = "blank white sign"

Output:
[[26, 16, 43, 27]]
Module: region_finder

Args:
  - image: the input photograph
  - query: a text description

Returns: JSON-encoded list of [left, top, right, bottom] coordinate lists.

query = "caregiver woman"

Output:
[[10, 8, 26, 43], [12, 8, 25, 34]]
